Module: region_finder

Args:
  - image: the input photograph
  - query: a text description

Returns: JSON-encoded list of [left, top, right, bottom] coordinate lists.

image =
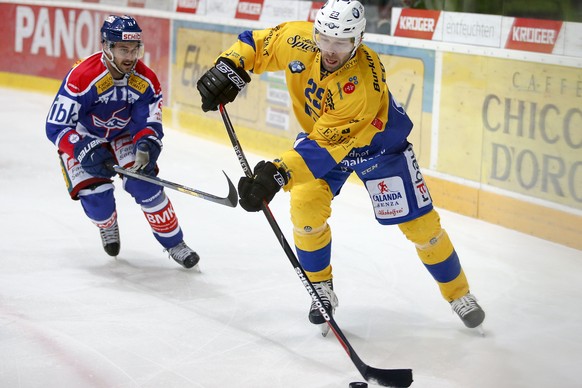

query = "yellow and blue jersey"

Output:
[[222, 22, 469, 303], [220, 21, 413, 189]]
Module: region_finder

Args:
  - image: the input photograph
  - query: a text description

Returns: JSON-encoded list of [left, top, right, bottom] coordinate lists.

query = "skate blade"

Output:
[[475, 324, 486, 337], [319, 323, 330, 337]]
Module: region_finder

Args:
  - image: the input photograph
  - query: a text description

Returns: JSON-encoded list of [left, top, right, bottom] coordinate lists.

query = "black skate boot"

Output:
[[99, 220, 120, 257], [167, 241, 200, 269], [308, 279, 338, 336], [450, 292, 485, 329]]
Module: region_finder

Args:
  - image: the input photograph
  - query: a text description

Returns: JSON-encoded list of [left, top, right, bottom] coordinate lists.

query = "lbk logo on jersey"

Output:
[[47, 95, 78, 125]]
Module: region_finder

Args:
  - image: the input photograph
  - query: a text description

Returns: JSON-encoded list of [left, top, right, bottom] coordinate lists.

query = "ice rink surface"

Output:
[[1, 88, 581, 387]]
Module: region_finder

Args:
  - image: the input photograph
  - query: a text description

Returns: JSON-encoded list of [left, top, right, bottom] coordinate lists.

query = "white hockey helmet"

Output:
[[314, 0, 366, 44]]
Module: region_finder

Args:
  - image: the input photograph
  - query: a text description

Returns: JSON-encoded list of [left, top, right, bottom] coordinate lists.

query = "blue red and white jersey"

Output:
[[46, 52, 164, 157]]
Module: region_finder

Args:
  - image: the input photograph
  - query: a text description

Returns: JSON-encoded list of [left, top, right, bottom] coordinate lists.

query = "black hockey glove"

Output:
[[73, 136, 115, 178], [238, 161, 288, 212], [131, 136, 162, 176], [197, 57, 251, 112]]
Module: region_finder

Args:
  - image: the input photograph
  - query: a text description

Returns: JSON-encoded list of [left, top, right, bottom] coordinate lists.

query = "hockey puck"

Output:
[[349, 382, 368, 388]]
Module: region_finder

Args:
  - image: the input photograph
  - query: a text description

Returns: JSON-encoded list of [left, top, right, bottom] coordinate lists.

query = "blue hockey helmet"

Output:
[[101, 15, 142, 43], [101, 15, 144, 75]]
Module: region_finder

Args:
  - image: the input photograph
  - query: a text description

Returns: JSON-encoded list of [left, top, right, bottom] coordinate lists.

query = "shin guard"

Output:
[[291, 179, 334, 282], [142, 194, 183, 249], [399, 209, 469, 301]]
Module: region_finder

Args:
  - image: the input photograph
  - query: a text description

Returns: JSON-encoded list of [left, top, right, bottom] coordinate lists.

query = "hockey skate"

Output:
[[99, 220, 120, 257], [167, 241, 200, 269], [308, 279, 339, 337], [451, 292, 485, 333]]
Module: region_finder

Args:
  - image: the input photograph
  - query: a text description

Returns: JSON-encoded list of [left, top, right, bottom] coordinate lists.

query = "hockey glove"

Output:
[[131, 136, 162, 175], [73, 136, 116, 178], [238, 161, 288, 212], [197, 57, 251, 112]]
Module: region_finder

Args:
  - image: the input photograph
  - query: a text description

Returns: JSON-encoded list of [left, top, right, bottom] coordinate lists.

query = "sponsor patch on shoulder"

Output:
[[95, 75, 114, 94], [128, 74, 149, 93]]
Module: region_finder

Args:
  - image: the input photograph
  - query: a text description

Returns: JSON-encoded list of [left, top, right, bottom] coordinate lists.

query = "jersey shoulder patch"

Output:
[[95, 74, 114, 94], [133, 61, 161, 94], [128, 73, 149, 94]]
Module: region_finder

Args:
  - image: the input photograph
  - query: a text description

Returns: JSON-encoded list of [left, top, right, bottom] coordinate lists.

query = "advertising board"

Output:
[[439, 52, 582, 210], [0, 3, 169, 89]]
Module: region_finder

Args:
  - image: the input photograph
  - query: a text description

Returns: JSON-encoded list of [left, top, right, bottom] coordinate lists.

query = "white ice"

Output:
[[1, 88, 581, 388]]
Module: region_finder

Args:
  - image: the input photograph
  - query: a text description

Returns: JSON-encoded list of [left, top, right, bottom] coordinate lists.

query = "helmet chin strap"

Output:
[[349, 34, 363, 58], [102, 46, 135, 76]]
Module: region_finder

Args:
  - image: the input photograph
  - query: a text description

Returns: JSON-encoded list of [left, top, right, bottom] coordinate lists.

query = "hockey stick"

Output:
[[112, 165, 238, 208], [219, 104, 413, 387]]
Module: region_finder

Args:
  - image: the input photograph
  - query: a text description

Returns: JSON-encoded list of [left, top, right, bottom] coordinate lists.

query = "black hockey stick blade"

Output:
[[324, 316, 413, 387], [218, 104, 413, 387], [112, 165, 238, 207], [363, 365, 413, 387]]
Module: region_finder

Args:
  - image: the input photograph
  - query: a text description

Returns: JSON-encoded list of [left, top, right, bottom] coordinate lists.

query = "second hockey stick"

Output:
[[219, 104, 413, 387], [112, 165, 238, 208]]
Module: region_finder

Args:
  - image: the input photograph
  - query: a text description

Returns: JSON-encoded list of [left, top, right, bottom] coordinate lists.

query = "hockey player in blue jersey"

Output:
[[197, 0, 485, 330], [46, 15, 199, 269]]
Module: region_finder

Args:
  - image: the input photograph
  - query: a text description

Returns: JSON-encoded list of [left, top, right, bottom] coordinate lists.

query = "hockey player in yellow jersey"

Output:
[[197, 0, 485, 332]]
